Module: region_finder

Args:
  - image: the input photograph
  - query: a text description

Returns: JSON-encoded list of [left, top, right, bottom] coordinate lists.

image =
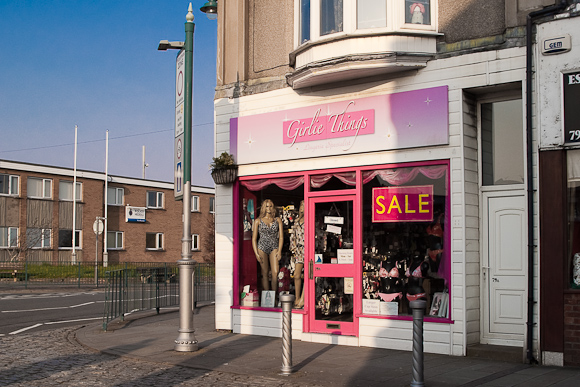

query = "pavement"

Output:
[[69, 304, 580, 387]]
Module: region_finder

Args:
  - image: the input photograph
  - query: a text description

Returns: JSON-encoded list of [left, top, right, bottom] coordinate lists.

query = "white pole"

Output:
[[103, 130, 109, 267], [72, 125, 78, 263], [142, 145, 146, 179]]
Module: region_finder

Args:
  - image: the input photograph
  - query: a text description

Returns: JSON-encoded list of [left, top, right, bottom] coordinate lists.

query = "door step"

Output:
[[466, 344, 524, 363]]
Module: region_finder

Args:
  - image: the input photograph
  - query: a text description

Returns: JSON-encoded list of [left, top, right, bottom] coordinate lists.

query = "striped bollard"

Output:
[[410, 299, 427, 387], [280, 292, 295, 375]]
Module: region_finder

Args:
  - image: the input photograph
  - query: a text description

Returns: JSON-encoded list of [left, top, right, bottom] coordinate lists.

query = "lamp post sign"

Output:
[[174, 49, 186, 200]]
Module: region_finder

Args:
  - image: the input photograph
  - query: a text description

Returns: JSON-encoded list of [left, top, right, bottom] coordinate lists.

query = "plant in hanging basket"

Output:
[[210, 151, 238, 184]]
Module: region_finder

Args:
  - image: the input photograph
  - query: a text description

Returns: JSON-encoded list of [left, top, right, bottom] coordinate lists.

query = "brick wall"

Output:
[[564, 293, 580, 366]]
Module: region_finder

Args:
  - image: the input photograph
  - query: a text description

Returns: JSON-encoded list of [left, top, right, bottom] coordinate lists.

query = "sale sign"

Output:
[[372, 185, 433, 222]]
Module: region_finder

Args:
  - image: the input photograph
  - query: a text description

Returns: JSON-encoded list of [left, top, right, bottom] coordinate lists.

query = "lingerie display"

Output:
[[257, 219, 280, 254]]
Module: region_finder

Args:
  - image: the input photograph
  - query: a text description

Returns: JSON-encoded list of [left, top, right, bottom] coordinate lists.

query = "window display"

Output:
[[567, 150, 580, 289], [361, 164, 449, 318]]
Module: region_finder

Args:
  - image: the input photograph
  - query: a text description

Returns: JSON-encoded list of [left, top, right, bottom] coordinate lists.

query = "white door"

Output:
[[482, 192, 526, 346]]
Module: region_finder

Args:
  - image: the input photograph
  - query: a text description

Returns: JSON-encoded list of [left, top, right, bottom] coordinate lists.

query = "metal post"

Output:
[[280, 292, 295, 375], [410, 299, 427, 387], [95, 231, 99, 286], [174, 3, 198, 353]]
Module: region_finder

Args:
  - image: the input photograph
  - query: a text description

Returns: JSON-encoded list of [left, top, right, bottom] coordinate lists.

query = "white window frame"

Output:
[[107, 187, 124, 206], [107, 231, 124, 250], [209, 197, 215, 213], [191, 195, 200, 212], [27, 177, 52, 199], [0, 174, 19, 196], [146, 232, 164, 250], [294, 0, 438, 48], [26, 228, 51, 249], [0, 227, 18, 248], [58, 229, 82, 250], [192, 234, 200, 251], [59, 181, 82, 201], [147, 191, 164, 209]]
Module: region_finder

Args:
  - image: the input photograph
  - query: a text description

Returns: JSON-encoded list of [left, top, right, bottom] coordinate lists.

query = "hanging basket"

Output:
[[211, 166, 238, 185]]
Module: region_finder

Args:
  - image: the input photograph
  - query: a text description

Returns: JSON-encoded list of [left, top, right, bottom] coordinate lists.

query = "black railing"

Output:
[[102, 263, 214, 331]]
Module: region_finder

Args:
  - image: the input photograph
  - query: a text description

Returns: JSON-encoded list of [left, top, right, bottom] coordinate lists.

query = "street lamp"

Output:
[[200, 0, 217, 20], [159, 3, 197, 353]]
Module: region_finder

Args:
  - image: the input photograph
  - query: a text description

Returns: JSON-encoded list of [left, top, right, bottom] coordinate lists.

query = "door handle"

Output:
[[309, 260, 313, 280]]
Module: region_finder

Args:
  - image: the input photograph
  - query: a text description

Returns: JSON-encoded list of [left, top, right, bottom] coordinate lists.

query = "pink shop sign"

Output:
[[372, 185, 434, 223], [282, 101, 375, 146], [233, 86, 449, 165]]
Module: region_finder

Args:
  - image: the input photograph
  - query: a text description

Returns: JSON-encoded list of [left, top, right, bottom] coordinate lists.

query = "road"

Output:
[[0, 290, 105, 336]]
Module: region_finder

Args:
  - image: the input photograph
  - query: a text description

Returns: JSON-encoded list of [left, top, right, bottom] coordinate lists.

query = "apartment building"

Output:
[[0, 159, 215, 265]]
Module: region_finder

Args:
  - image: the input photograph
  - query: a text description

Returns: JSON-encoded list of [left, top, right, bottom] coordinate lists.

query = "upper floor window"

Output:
[[192, 195, 200, 212], [59, 181, 82, 201], [0, 227, 18, 248], [26, 228, 51, 249], [27, 177, 52, 199], [209, 197, 215, 213], [146, 232, 164, 250], [107, 231, 124, 250], [107, 187, 124, 206], [297, 0, 436, 47], [0, 174, 19, 196], [147, 191, 164, 209]]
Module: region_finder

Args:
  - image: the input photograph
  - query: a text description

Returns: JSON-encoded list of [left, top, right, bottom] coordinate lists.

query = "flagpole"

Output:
[[72, 125, 78, 263], [103, 130, 109, 267]]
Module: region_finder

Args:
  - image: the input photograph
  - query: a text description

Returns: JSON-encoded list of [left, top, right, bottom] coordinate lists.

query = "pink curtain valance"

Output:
[[240, 176, 305, 191], [362, 165, 447, 186]]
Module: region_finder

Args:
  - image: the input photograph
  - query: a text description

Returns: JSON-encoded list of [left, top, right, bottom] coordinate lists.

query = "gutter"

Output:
[[525, 0, 569, 365]]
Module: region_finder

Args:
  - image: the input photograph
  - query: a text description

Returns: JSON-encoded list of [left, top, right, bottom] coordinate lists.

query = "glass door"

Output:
[[308, 196, 358, 336]]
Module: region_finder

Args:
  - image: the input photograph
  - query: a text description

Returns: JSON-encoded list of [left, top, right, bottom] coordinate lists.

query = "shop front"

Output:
[[229, 85, 452, 343]]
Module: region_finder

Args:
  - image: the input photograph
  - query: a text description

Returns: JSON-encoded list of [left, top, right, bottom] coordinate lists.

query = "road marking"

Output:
[[1, 301, 104, 313], [6, 317, 102, 335], [9, 323, 43, 335]]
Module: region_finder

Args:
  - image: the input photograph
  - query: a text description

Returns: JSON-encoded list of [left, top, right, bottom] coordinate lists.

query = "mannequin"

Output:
[[252, 199, 284, 292], [427, 213, 444, 272], [290, 201, 305, 308], [405, 251, 429, 302]]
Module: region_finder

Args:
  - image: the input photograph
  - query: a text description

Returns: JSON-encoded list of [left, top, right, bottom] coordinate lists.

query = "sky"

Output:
[[0, 0, 217, 188]]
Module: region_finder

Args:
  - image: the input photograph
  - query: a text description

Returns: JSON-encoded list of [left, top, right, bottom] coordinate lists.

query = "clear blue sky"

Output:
[[0, 0, 217, 187]]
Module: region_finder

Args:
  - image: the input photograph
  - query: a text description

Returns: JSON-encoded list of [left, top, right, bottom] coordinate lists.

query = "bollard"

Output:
[[280, 292, 295, 375], [409, 299, 427, 387]]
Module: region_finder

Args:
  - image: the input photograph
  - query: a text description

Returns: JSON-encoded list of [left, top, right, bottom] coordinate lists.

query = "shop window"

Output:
[[0, 227, 18, 248], [28, 177, 52, 199], [147, 191, 164, 209], [59, 181, 82, 201], [107, 231, 123, 250], [481, 99, 524, 186], [568, 150, 580, 289], [238, 176, 305, 308], [59, 229, 81, 249], [310, 171, 356, 192], [361, 164, 449, 318], [107, 187, 124, 206], [26, 228, 51, 248], [0, 174, 19, 196], [191, 195, 200, 212], [146, 232, 164, 250]]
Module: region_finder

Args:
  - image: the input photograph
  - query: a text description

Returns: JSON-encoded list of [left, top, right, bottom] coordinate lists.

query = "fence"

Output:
[[102, 263, 214, 330], [0, 261, 214, 290]]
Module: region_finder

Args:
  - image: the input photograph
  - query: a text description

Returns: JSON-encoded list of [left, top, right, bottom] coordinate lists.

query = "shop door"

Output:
[[307, 196, 358, 336], [482, 192, 527, 346]]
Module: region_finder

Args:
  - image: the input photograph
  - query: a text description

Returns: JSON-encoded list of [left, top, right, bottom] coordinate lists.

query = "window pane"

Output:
[[44, 180, 51, 198], [321, 0, 343, 36], [210, 197, 215, 212], [357, 0, 386, 29], [300, 0, 310, 43], [42, 229, 51, 248], [27, 178, 42, 197], [405, 0, 431, 25], [481, 100, 524, 186], [59, 230, 72, 248], [10, 176, 18, 195], [0, 175, 8, 194], [117, 233, 123, 248], [147, 191, 157, 207], [59, 181, 73, 200], [26, 228, 42, 248], [117, 189, 123, 205]]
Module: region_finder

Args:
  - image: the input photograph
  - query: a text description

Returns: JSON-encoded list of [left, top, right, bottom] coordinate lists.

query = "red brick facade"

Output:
[[1, 160, 214, 264], [564, 293, 580, 366]]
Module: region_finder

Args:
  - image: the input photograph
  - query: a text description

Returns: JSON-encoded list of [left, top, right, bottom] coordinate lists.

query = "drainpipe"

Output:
[[525, 0, 569, 365]]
